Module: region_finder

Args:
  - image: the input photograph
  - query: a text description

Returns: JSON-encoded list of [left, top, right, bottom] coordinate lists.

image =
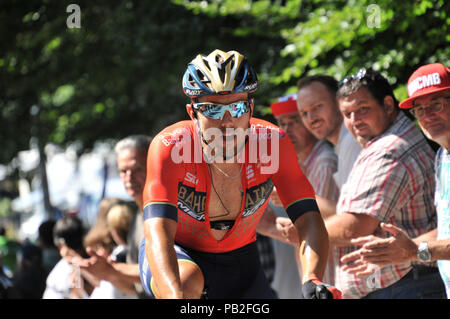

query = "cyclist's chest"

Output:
[[177, 163, 274, 222]]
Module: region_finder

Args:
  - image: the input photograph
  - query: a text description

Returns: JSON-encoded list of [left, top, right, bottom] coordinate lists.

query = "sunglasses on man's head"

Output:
[[338, 68, 368, 88], [192, 99, 252, 120]]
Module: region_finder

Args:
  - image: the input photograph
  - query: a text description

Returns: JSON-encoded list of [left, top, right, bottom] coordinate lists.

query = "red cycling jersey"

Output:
[[143, 118, 318, 253]]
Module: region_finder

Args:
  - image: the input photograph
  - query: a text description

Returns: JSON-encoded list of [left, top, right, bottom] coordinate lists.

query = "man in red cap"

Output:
[[256, 93, 339, 297], [268, 93, 339, 219], [340, 63, 450, 298]]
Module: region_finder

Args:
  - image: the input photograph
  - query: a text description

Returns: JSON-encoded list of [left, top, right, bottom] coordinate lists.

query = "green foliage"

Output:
[[1, 0, 448, 165], [175, 0, 449, 112]]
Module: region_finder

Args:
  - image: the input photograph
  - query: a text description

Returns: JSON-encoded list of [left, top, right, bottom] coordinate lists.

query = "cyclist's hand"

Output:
[[302, 278, 342, 299]]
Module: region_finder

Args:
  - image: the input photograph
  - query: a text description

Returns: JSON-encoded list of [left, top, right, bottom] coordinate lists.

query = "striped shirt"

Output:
[[336, 111, 437, 299], [301, 139, 340, 201], [301, 139, 339, 285]]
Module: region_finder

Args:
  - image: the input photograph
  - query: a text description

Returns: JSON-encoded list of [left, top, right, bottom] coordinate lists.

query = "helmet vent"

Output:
[[203, 59, 211, 71], [196, 69, 210, 85]]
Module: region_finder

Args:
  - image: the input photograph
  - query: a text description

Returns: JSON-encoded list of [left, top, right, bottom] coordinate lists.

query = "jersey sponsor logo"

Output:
[[178, 182, 206, 221], [407, 72, 441, 96], [184, 172, 199, 185], [177, 212, 210, 240], [246, 165, 255, 180], [250, 125, 286, 140], [159, 128, 191, 147], [243, 179, 274, 217]]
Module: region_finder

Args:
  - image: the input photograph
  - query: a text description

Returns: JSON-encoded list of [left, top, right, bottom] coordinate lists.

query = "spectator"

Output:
[[83, 198, 122, 257], [83, 220, 116, 258], [296, 75, 361, 188], [13, 241, 47, 298], [38, 220, 60, 275], [270, 93, 339, 217], [325, 68, 444, 298], [340, 63, 450, 298], [257, 93, 339, 298], [0, 224, 21, 276], [0, 249, 20, 298], [42, 215, 96, 299], [106, 201, 135, 263], [84, 201, 136, 299], [70, 135, 152, 298]]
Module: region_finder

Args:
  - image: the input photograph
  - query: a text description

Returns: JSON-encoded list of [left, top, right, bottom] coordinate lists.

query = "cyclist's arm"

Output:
[[256, 204, 292, 244], [142, 130, 186, 299], [295, 210, 329, 283], [144, 215, 182, 298]]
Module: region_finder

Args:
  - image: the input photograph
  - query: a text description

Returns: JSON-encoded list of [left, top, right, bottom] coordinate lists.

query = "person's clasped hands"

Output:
[[340, 222, 418, 277]]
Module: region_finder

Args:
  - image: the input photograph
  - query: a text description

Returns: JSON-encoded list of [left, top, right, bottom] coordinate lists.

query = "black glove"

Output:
[[302, 278, 342, 299]]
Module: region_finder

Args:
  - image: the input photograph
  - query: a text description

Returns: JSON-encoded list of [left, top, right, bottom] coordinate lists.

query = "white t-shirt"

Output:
[[90, 280, 137, 299], [42, 259, 75, 299], [333, 124, 362, 188]]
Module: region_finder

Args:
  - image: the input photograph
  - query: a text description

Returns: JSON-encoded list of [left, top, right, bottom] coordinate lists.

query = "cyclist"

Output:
[[139, 49, 340, 299]]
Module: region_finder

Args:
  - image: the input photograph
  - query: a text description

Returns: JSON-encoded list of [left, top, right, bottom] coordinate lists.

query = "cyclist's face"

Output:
[[276, 111, 316, 154], [117, 148, 147, 201], [413, 89, 450, 149], [297, 82, 342, 144], [339, 87, 395, 147], [188, 92, 252, 159]]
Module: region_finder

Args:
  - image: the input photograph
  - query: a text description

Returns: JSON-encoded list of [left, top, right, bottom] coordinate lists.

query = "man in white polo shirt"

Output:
[[296, 75, 362, 189]]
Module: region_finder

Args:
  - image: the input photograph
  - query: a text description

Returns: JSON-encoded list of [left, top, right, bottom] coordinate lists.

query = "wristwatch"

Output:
[[417, 241, 432, 262]]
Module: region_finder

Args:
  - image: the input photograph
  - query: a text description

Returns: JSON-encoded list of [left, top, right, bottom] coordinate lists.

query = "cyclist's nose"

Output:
[[220, 110, 234, 126]]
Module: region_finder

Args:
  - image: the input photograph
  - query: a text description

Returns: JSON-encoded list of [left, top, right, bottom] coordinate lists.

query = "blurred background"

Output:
[[0, 0, 448, 243]]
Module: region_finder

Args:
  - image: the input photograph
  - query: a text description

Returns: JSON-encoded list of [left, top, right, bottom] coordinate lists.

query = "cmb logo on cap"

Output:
[[407, 72, 441, 96], [400, 63, 450, 109]]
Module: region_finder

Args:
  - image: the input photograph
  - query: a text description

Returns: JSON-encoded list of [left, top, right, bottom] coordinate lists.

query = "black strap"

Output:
[[210, 220, 235, 230]]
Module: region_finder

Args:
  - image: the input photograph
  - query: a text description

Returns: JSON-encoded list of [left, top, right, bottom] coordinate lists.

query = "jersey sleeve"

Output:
[[270, 128, 319, 223], [143, 128, 186, 222]]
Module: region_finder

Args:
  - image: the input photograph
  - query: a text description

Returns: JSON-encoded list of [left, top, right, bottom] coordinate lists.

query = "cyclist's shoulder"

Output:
[[249, 117, 278, 129], [152, 120, 195, 148], [249, 117, 287, 140]]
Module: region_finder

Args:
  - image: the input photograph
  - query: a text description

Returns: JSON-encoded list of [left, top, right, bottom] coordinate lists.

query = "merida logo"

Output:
[[408, 72, 441, 96]]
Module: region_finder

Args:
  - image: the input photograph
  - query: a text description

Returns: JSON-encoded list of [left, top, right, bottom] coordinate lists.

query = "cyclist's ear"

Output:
[[186, 104, 198, 120]]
